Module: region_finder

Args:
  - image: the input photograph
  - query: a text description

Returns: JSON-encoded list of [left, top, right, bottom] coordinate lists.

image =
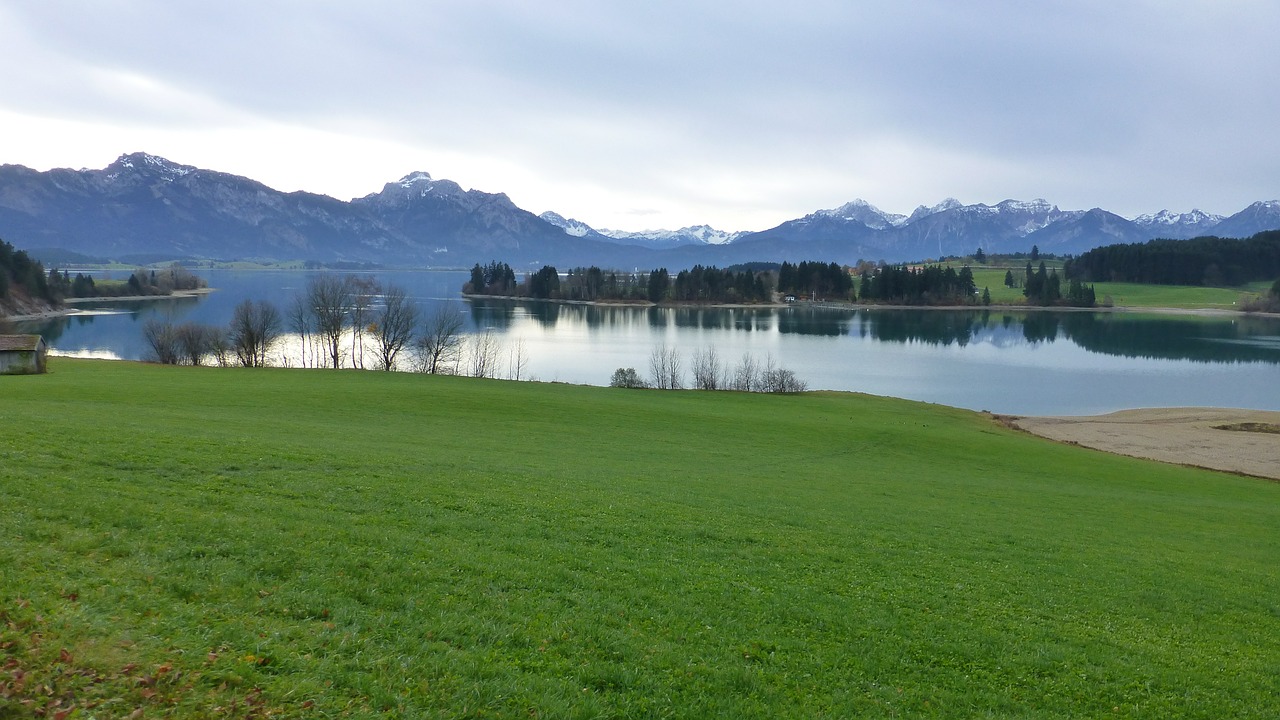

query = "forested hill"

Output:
[[1064, 230, 1280, 286], [0, 238, 56, 317]]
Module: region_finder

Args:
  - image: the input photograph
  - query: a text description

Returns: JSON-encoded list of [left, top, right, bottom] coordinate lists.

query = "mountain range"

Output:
[[1, 152, 1277, 269]]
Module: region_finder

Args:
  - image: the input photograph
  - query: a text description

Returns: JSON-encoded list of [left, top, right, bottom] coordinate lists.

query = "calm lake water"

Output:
[[15, 269, 1280, 416]]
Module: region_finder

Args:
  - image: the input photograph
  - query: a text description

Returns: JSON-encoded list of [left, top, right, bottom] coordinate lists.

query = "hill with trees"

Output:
[[0, 237, 55, 317], [1064, 230, 1280, 286]]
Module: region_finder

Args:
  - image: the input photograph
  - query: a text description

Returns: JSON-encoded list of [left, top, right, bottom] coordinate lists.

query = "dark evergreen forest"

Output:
[[0, 238, 53, 305], [1064, 230, 1280, 286]]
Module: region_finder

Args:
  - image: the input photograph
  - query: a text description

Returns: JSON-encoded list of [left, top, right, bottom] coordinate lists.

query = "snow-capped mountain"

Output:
[[1209, 201, 1280, 240], [539, 211, 744, 249], [905, 198, 965, 224], [600, 225, 745, 247], [0, 153, 654, 267], [815, 199, 907, 230], [1132, 209, 1225, 239], [538, 211, 603, 239], [1, 152, 1277, 268]]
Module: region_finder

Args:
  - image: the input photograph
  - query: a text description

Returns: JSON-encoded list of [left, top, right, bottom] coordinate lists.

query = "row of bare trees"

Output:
[[143, 299, 284, 368], [612, 346, 807, 393], [143, 274, 531, 378]]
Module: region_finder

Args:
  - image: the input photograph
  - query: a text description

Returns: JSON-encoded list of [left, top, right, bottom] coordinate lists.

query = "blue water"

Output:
[[18, 269, 1280, 416]]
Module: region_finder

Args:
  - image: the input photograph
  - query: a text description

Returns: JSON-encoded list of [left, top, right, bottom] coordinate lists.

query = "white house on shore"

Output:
[[0, 335, 48, 375]]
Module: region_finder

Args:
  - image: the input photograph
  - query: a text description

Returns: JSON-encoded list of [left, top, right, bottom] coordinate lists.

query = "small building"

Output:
[[0, 335, 48, 375]]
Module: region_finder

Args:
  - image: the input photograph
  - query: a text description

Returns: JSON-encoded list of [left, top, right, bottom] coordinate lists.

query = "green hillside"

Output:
[[2, 360, 1278, 718]]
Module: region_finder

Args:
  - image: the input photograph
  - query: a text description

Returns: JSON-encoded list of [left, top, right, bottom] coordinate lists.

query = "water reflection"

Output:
[[12, 268, 1280, 414], [1057, 313, 1280, 363]]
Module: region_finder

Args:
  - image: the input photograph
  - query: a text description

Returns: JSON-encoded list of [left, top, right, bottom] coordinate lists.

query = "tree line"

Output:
[[1064, 230, 1280, 286], [43, 264, 207, 301], [858, 265, 977, 305], [142, 274, 530, 379], [777, 261, 854, 300], [611, 346, 807, 393], [472, 262, 775, 304], [0, 238, 54, 306]]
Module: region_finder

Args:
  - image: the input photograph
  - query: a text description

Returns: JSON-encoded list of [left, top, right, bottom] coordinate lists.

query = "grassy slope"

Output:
[[969, 268, 1267, 309], [2, 360, 1278, 718]]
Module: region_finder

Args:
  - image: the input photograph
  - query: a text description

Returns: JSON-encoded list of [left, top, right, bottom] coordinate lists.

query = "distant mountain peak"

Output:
[[816, 199, 907, 229], [108, 152, 195, 180], [907, 198, 964, 222], [368, 172, 464, 202], [539, 211, 596, 238], [996, 198, 1055, 213], [398, 171, 434, 187], [3, 152, 1279, 268]]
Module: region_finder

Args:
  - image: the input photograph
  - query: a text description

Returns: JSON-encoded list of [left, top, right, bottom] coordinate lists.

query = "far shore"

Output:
[[6, 287, 1277, 324], [2, 287, 215, 322], [464, 292, 1280, 319]]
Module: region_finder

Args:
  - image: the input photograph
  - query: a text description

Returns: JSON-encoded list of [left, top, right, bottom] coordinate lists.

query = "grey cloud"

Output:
[[0, 0, 1276, 228]]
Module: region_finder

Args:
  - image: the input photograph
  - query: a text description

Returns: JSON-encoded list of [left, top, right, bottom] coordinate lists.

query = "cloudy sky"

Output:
[[1, 1, 1276, 232]]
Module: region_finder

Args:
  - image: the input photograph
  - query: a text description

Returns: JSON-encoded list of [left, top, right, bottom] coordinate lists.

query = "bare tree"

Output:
[[307, 275, 354, 368], [348, 276, 377, 369], [175, 323, 220, 366], [508, 337, 529, 381], [468, 329, 503, 378], [691, 345, 725, 390], [372, 284, 418, 371], [287, 294, 313, 368], [648, 344, 684, 390], [730, 352, 760, 391], [760, 354, 807, 393], [415, 301, 464, 374], [209, 328, 232, 367], [143, 318, 180, 364], [229, 299, 282, 368]]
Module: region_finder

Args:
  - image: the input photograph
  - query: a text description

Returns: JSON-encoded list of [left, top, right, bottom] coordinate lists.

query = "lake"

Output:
[[14, 268, 1280, 416]]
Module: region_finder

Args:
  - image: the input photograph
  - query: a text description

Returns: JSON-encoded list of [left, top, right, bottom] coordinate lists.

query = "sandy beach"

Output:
[[1008, 408, 1280, 481]]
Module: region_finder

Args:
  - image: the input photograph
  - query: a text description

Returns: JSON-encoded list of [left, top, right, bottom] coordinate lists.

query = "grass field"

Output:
[[3, 360, 1279, 718], [967, 267, 1267, 309]]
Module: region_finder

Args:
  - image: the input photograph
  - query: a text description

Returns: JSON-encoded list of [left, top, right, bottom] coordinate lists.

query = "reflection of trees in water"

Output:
[[855, 308, 1280, 364], [857, 310, 992, 346], [658, 306, 775, 332], [522, 300, 561, 326], [12, 294, 204, 344], [532, 304, 779, 333], [777, 308, 849, 337], [13, 316, 70, 343], [1056, 313, 1280, 363], [670, 307, 738, 331], [467, 298, 517, 330], [1021, 313, 1060, 344]]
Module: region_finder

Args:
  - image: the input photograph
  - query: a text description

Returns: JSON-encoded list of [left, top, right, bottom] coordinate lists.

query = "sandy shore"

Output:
[[1009, 408, 1280, 481]]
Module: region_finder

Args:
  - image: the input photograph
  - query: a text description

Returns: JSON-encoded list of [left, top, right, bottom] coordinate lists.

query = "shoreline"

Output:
[[1005, 407, 1280, 481], [463, 293, 1280, 319], [3, 288, 215, 322]]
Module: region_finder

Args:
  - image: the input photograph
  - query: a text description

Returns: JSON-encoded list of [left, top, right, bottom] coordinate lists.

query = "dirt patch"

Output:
[[1009, 408, 1280, 481], [1214, 422, 1280, 435]]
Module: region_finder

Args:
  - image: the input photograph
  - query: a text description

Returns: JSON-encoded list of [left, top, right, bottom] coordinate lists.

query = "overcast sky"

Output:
[[1, 1, 1276, 232]]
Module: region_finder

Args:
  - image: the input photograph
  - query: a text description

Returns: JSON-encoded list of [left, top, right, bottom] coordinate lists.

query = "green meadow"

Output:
[[2, 360, 1279, 718], [968, 267, 1267, 309]]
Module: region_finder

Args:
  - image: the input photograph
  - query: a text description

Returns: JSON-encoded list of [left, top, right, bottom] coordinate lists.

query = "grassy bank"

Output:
[[3, 360, 1279, 718]]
